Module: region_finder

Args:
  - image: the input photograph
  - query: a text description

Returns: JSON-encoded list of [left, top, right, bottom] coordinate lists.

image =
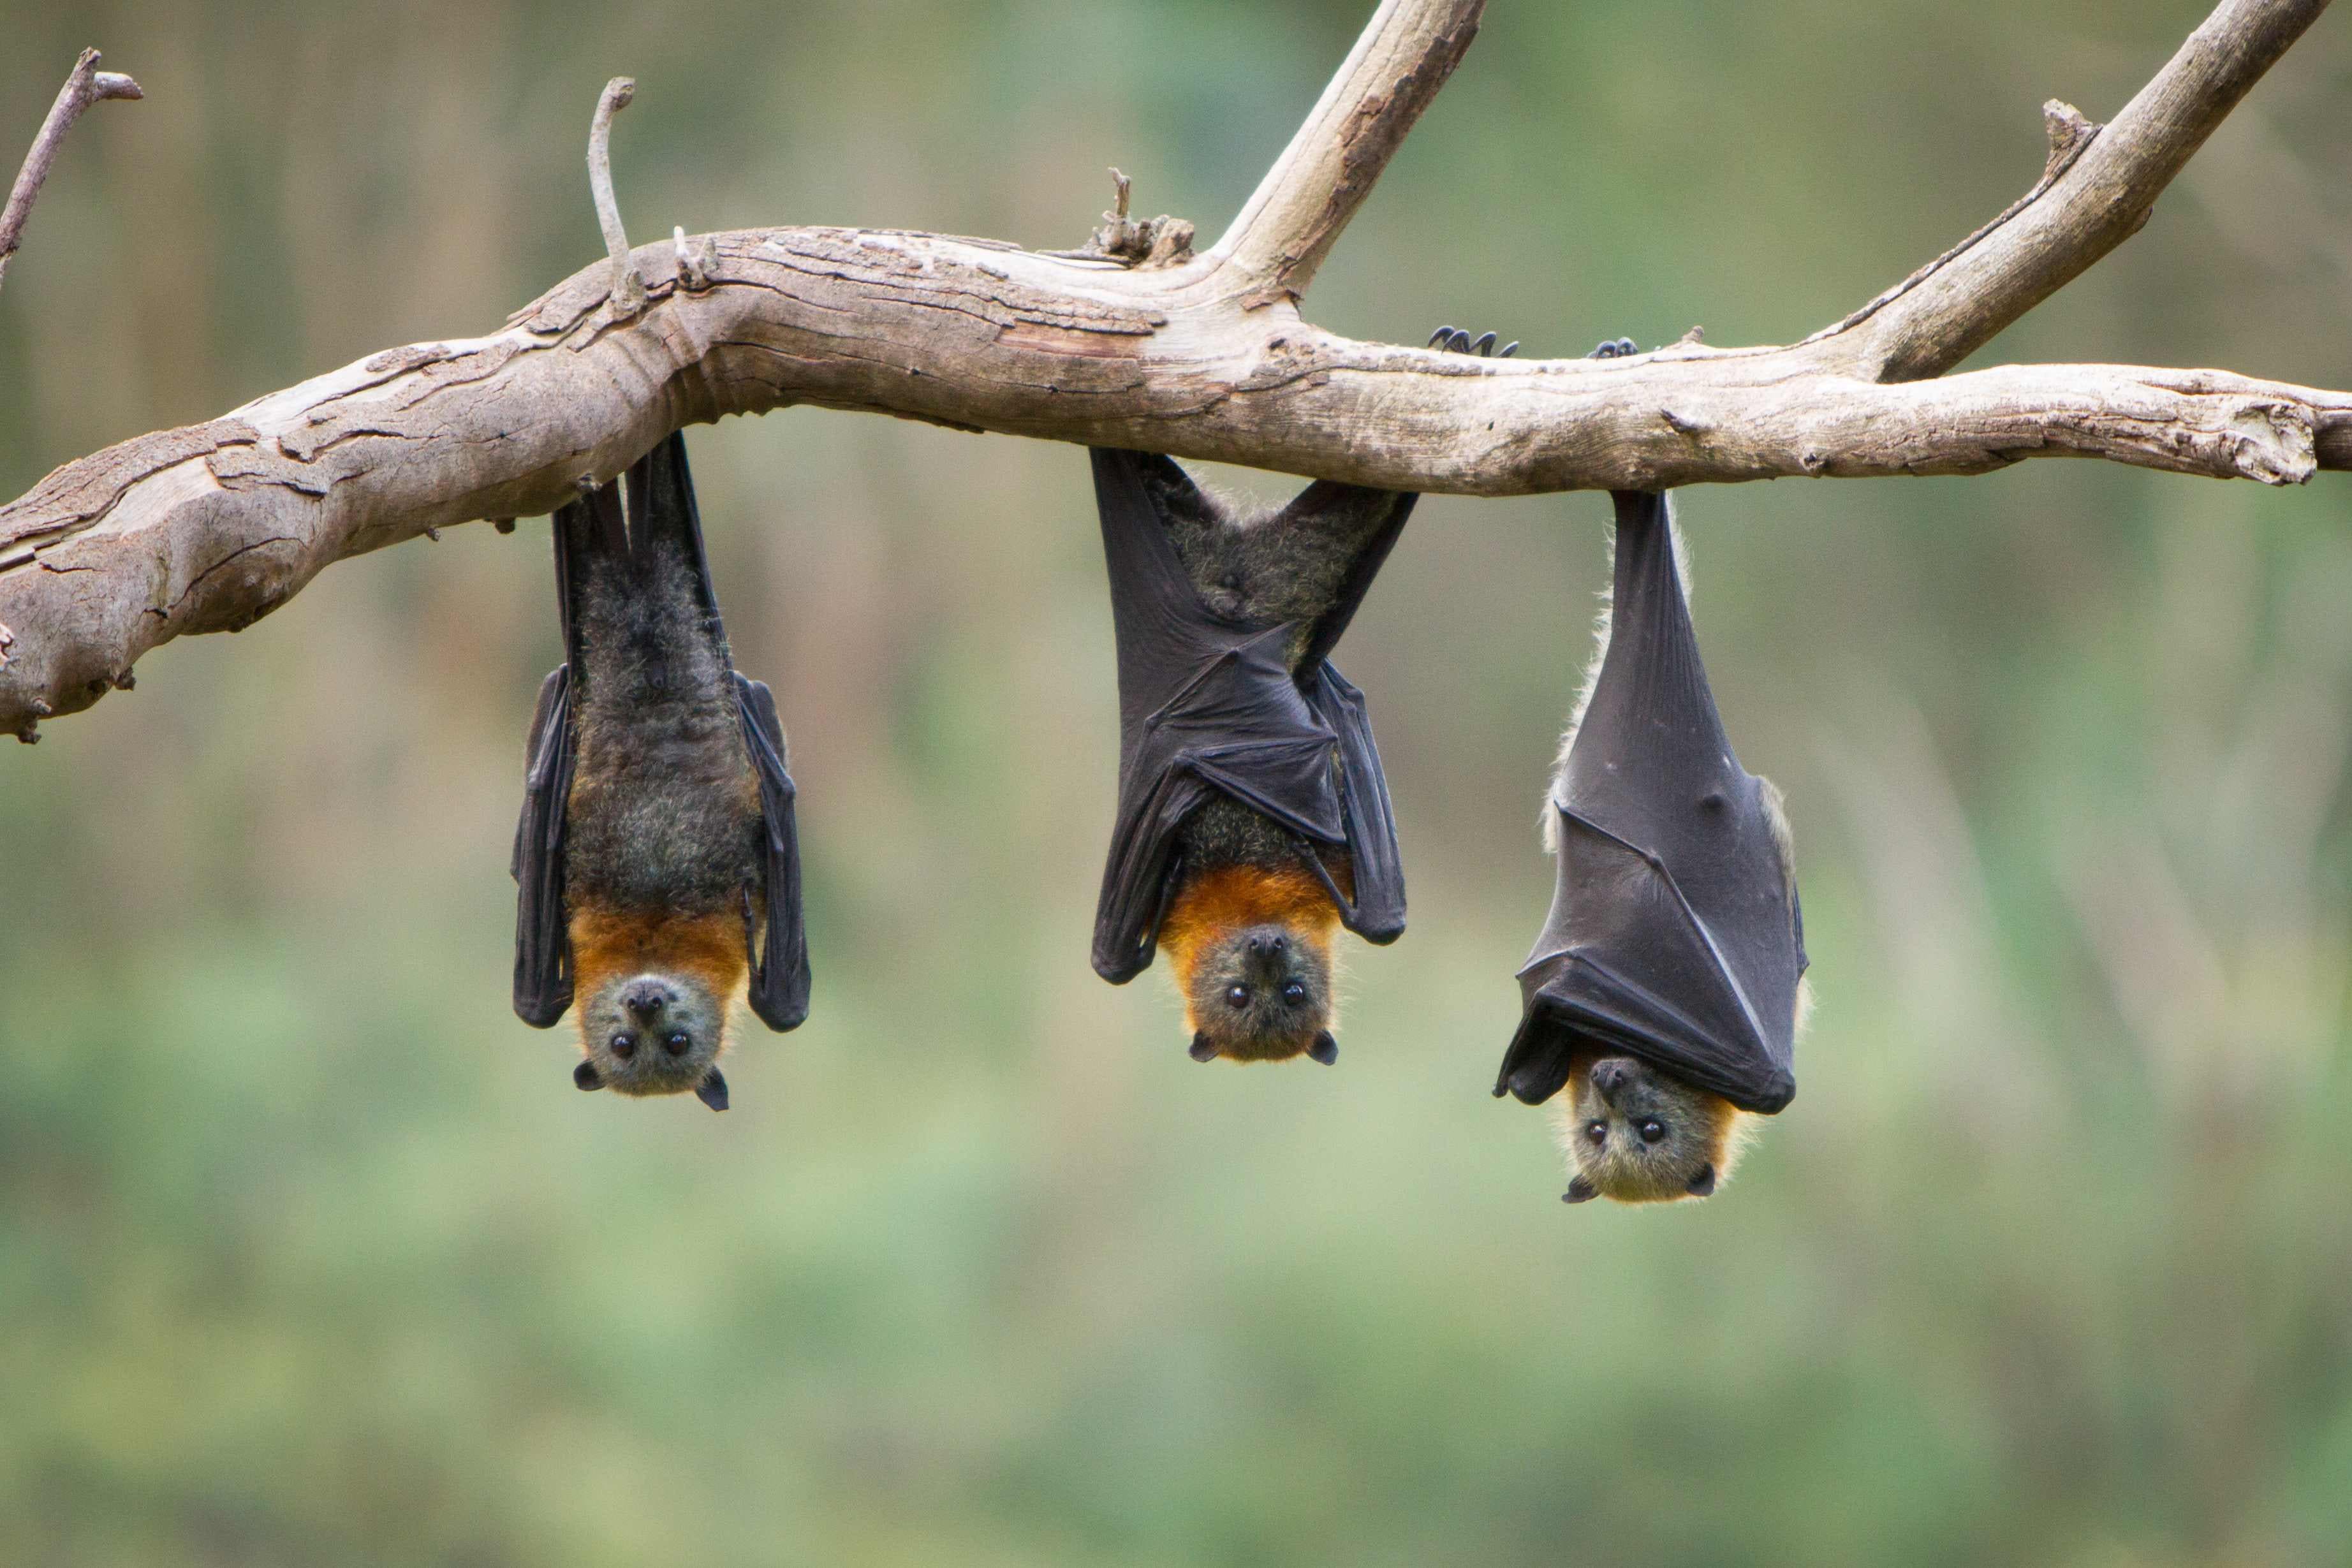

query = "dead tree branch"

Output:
[[0, 0, 2341, 739], [0, 47, 142, 298]]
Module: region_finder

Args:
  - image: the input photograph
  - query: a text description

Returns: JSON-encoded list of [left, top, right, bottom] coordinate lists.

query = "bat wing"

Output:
[[511, 661, 577, 1027], [1301, 661, 1406, 943], [736, 673, 812, 1031], [1494, 490, 1803, 1115], [511, 476, 619, 1027], [1088, 448, 1408, 982]]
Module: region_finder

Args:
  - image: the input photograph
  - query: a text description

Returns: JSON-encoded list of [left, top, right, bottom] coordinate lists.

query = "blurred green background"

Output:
[[4, 1, 2351, 1563]]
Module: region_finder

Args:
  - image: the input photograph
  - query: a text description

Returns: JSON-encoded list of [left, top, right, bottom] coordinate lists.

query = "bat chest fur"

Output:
[[564, 566, 763, 917], [1176, 796, 1300, 873], [1163, 501, 1362, 661]]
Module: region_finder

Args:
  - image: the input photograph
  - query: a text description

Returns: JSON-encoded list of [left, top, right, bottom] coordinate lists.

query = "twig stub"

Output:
[[587, 75, 646, 318], [0, 48, 145, 295]]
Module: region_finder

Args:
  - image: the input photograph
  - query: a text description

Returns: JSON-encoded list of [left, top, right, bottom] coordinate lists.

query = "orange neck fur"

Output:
[[568, 904, 749, 1030], [1159, 863, 1340, 1028]]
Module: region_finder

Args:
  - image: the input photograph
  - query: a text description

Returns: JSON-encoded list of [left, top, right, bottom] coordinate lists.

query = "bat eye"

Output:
[[1585, 1120, 1606, 1146], [1282, 981, 1305, 1005], [609, 1031, 638, 1060], [1226, 985, 1250, 1009], [1639, 1119, 1666, 1144], [664, 1031, 691, 1057]]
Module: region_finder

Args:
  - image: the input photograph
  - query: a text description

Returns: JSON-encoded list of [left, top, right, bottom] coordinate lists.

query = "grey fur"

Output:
[[1140, 464, 1410, 668], [566, 543, 763, 918]]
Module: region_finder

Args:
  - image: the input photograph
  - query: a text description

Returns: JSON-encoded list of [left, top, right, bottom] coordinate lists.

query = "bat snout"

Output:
[[622, 980, 673, 1020], [1238, 925, 1302, 985], [1589, 1057, 1637, 1106]]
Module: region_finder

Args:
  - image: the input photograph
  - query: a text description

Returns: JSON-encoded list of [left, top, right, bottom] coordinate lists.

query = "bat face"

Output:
[[1180, 920, 1337, 1062], [564, 905, 746, 1107], [1551, 1055, 1747, 1205], [1159, 861, 1344, 1063], [571, 969, 729, 1097]]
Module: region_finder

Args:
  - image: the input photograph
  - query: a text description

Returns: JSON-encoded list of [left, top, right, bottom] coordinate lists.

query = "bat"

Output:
[[1088, 325, 1515, 1064], [511, 432, 811, 1109], [1494, 465, 1807, 1201]]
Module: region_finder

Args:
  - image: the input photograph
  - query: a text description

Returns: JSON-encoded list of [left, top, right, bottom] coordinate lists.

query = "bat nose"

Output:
[[1246, 930, 1288, 956], [623, 981, 670, 1020], [1590, 1057, 1633, 1104]]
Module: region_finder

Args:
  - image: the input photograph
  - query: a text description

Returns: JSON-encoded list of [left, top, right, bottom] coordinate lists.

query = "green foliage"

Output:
[[3, 1, 2351, 1562]]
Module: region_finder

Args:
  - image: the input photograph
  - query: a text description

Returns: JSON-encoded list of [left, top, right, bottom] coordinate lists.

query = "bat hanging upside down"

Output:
[[511, 432, 811, 1110], [1089, 325, 1515, 1066], [1494, 340, 1811, 1202]]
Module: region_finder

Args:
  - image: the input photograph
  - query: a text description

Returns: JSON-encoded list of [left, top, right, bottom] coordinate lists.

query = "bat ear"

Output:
[[1307, 1030, 1337, 1066], [1685, 1163, 1717, 1198], [1562, 1174, 1600, 1205], [695, 1069, 730, 1112], [1188, 1032, 1219, 1063], [573, 1060, 604, 1092]]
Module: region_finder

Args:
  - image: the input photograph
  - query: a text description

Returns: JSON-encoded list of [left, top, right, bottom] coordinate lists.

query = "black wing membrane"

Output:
[[1088, 449, 1411, 984], [1494, 490, 1805, 1115], [511, 432, 811, 1032], [737, 673, 812, 1029], [511, 661, 577, 1027]]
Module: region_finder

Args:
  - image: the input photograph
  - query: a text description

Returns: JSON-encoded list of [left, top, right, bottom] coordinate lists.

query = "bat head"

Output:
[[1180, 920, 1337, 1063], [571, 970, 731, 1107], [1552, 1054, 1751, 1205]]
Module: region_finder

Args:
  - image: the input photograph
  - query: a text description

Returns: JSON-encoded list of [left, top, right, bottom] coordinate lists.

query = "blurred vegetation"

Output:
[[4, 1, 2351, 1564]]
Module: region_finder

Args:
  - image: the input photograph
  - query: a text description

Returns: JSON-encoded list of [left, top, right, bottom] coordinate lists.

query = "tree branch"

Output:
[[0, 48, 142, 298], [1205, 0, 1484, 304], [1808, 0, 2332, 381], [0, 0, 2336, 740]]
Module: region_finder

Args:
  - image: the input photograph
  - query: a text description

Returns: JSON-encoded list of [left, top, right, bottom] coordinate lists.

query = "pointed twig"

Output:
[[0, 48, 143, 297], [587, 76, 645, 318]]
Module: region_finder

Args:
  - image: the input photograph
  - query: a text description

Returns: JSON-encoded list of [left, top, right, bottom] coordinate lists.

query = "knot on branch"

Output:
[[2041, 99, 2101, 180], [1069, 168, 1195, 268], [2228, 400, 2317, 486]]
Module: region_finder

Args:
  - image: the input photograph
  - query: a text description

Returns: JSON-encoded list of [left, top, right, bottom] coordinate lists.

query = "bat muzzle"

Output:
[[1589, 1056, 1636, 1108], [622, 980, 675, 1020]]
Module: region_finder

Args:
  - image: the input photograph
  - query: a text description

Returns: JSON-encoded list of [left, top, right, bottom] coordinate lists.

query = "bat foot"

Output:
[[1589, 336, 1639, 359], [1427, 324, 1518, 358]]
